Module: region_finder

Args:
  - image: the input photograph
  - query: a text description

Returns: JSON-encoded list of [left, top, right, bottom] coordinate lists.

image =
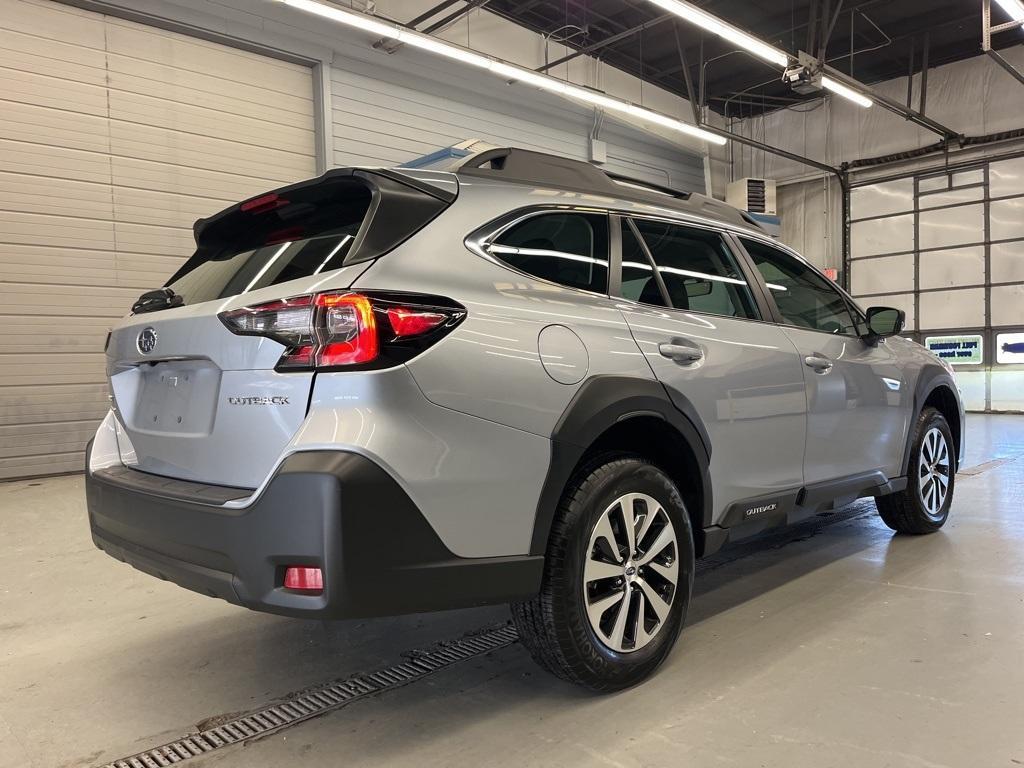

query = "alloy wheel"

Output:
[[582, 493, 678, 653], [918, 426, 951, 519]]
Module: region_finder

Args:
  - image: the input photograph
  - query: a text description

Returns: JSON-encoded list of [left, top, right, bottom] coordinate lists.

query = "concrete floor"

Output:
[[1, 415, 1022, 768]]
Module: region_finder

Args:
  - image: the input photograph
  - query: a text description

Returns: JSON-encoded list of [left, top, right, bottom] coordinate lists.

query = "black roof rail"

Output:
[[454, 147, 759, 231], [457, 147, 689, 199], [603, 171, 691, 201]]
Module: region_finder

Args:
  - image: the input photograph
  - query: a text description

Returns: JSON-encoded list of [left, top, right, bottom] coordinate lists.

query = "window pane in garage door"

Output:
[[990, 197, 1024, 242], [991, 240, 1024, 284], [0, 0, 316, 479], [918, 288, 986, 331], [918, 203, 985, 251], [919, 246, 985, 290]]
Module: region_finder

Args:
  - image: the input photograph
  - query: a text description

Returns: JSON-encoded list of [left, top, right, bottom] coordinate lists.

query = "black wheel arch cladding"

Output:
[[904, 365, 963, 475], [530, 375, 713, 556]]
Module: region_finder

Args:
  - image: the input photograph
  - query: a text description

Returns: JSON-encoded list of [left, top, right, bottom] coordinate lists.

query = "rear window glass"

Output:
[[167, 179, 372, 305], [487, 212, 609, 294]]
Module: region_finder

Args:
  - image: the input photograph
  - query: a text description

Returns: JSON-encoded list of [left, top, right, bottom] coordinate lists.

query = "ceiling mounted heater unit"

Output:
[[726, 177, 777, 216]]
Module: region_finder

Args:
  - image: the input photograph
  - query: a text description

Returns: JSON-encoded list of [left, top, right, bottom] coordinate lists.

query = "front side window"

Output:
[[629, 219, 758, 320], [488, 212, 608, 293], [740, 238, 859, 335]]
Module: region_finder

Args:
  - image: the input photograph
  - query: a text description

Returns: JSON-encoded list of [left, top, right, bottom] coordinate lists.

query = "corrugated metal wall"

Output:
[[0, 0, 316, 479], [330, 53, 707, 193]]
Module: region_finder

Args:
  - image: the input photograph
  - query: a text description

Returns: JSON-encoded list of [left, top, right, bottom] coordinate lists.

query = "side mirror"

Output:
[[865, 306, 905, 341], [683, 277, 713, 298]]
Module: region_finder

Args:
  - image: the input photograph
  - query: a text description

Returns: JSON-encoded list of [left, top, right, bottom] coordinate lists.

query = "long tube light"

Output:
[[276, 0, 726, 145], [644, 0, 876, 110], [644, 0, 790, 67], [821, 76, 873, 108], [994, 0, 1024, 22]]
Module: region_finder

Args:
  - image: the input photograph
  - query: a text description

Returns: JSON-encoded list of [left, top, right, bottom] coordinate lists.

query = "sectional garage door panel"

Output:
[[0, 0, 316, 479]]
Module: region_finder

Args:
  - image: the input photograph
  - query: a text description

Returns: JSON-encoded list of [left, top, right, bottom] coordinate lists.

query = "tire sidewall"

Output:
[[557, 458, 695, 687]]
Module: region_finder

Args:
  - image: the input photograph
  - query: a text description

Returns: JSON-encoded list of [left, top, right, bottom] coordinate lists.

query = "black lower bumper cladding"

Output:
[[86, 445, 542, 619]]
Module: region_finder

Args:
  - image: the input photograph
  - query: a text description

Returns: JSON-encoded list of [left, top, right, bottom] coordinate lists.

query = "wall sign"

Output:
[[924, 334, 984, 365], [996, 332, 1024, 364]]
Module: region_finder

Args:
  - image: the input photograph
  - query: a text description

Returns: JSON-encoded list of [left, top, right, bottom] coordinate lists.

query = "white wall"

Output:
[[76, 0, 712, 191]]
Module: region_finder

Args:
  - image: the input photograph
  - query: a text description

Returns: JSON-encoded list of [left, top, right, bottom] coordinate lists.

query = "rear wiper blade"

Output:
[[132, 287, 185, 314]]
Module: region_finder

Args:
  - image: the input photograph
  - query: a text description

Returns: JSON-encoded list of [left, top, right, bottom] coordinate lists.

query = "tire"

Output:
[[511, 454, 695, 692], [876, 407, 955, 534]]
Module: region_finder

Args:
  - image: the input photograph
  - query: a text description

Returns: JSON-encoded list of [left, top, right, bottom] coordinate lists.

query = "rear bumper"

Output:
[[86, 444, 543, 619]]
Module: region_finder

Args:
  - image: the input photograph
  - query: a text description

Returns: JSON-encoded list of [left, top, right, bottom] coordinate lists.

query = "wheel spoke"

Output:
[[585, 558, 624, 584], [592, 512, 624, 564], [607, 587, 633, 649], [637, 526, 674, 566], [619, 495, 638, 557], [647, 557, 679, 589], [633, 590, 651, 649], [586, 588, 625, 630], [635, 501, 661, 551], [636, 579, 671, 624]]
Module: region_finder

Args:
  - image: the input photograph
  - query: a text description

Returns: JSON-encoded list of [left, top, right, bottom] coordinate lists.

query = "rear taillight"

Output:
[[219, 291, 464, 371]]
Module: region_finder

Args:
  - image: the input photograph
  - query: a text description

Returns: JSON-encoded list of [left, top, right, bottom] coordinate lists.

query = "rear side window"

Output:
[[167, 178, 371, 305], [487, 212, 609, 294], [630, 219, 758, 320]]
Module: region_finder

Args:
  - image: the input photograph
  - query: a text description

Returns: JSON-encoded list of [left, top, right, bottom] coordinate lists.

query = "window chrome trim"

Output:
[[464, 205, 615, 299]]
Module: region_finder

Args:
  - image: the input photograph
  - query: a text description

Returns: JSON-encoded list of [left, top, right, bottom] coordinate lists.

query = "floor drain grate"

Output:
[[98, 624, 519, 768]]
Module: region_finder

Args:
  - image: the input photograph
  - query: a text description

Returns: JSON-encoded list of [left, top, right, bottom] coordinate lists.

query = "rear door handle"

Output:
[[804, 354, 833, 373], [659, 342, 704, 364]]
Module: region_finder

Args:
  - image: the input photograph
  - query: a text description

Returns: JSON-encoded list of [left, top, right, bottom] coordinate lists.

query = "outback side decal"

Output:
[[720, 493, 796, 528]]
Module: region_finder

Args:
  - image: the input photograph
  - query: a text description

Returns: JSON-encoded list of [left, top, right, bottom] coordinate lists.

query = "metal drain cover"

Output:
[[98, 624, 519, 768]]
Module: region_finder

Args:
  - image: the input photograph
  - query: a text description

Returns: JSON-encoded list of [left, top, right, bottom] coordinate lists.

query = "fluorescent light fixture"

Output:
[[994, 0, 1024, 21], [821, 76, 873, 108], [275, 0, 725, 146], [644, 0, 790, 67]]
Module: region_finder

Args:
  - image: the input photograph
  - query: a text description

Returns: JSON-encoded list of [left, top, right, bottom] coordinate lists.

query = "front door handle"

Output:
[[804, 354, 833, 373], [659, 342, 704, 364]]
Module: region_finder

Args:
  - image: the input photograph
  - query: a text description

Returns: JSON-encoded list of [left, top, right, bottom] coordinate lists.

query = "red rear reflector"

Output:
[[386, 307, 448, 337], [240, 193, 288, 214], [284, 566, 323, 592]]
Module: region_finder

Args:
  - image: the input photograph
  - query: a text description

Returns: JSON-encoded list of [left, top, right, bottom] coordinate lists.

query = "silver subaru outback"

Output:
[[86, 147, 964, 691]]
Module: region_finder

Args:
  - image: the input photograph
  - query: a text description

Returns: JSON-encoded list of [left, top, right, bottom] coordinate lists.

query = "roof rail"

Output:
[[455, 147, 760, 232], [456, 147, 691, 200]]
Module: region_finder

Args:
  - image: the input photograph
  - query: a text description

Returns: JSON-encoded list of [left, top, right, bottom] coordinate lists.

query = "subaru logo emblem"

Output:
[[137, 327, 158, 354]]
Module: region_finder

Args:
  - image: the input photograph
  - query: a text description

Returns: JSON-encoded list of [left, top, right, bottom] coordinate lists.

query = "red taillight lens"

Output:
[[316, 293, 378, 366], [220, 291, 462, 371], [283, 566, 323, 592], [386, 307, 448, 337]]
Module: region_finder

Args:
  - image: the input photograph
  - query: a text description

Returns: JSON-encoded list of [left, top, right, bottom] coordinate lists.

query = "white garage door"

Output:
[[0, 0, 317, 479]]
